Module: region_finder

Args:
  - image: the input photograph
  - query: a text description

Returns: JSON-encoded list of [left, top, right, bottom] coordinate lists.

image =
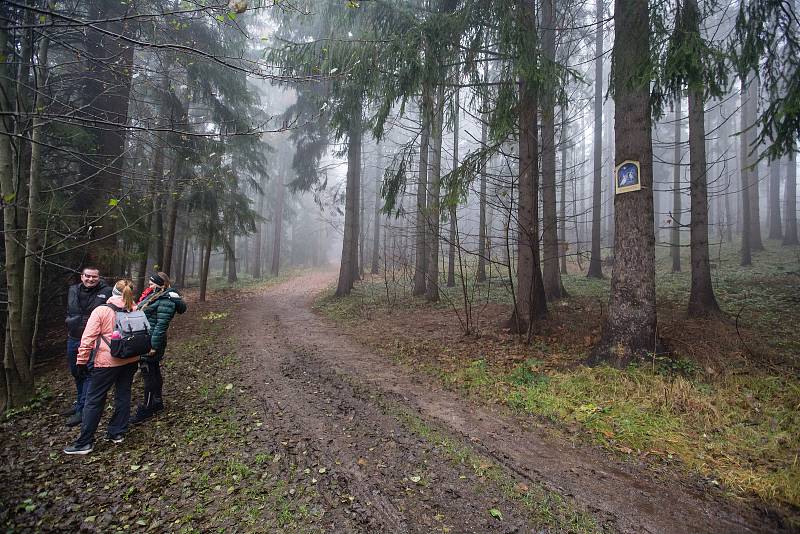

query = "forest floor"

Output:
[[2, 243, 795, 532]]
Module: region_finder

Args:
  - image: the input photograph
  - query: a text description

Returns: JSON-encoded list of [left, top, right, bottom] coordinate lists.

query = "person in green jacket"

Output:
[[131, 272, 187, 424]]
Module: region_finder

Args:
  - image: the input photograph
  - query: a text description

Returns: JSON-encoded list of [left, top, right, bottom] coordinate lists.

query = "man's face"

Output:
[[81, 269, 101, 288]]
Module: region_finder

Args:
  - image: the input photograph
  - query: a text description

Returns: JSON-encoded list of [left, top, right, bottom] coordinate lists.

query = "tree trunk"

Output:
[[768, 160, 782, 239], [178, 230, 189, 288], [512, 0, 548, 331], [743, 75, 764, 251], [671, 97, 682, 272], [447, 88, 460, 288], [253, 176, 266, 278], [371, 145, 382, 274], [589, 0, 657, 368], [784, 151, 798, 245], [0, 27, 34, 410], [359, 158, 367, 277], [413, 96, 430, 296], [740, 78, 753, 266], [477, 62, 489, 283], [559, 114, 568, 275], [426, 85, 445, 302], [587, 0, 605, 279], [687, 78, 721, 316], [21, 34, 49, 357], [271, 174, 285, 277], [227, 230, 237, 283], [541, 0, 561, 300], [199, 230, 213, 302], [336, 105, 363, 296]]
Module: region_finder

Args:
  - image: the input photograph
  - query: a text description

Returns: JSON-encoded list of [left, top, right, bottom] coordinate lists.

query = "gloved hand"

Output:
[[76, 364, 89, 380]]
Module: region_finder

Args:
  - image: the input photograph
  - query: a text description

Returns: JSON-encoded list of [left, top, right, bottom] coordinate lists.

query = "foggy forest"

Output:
[[1, 0, 799, 531]]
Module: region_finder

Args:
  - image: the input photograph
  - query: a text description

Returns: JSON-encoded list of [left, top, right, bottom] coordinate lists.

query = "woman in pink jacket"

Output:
[[64, 280, 140, 455]]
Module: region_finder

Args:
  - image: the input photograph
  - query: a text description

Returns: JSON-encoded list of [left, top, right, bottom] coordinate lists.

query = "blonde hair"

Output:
[[114, 279, 135, 311]]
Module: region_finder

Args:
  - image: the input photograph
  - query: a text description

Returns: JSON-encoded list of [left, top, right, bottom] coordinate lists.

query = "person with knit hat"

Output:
[[64, 279, 140, 454], [131, 271, 187, 424]]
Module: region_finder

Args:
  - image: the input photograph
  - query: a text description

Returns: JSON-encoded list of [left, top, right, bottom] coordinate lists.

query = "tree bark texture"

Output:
[[426, 85, 445, 303], [687, 85, 721, 316], [768, 160, 782, 239], [589, 0, 657, 368], [413, 97, 430, 296], [371, 145, 382, 274], [587, 0, 605, 279], [513, 78, 548, 331], [0, 26, 35, 410], [671, 97, 682, 272], [477, 100, 488, 282], [541, 0, 562, 300], [743, 75, 764, 251], [335, 107, 362, 296], [272, 173, 286, 278], [783, 151, 798, 245], [447, 88, 459, 288], [739, 79, 753, 266]]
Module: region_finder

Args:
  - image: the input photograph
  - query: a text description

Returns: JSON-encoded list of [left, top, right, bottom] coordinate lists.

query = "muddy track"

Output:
[[236, 271, 784, 533]]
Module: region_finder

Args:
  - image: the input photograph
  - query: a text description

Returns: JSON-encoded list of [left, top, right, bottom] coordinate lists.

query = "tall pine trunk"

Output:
[[447, 89, 459, 288], [587, 0, 605, 278], [589, 0, 657, 367], [477, 59, 489, 282], [512, 0, 548, 331], [199, 230, 212, 302], [426, 85, 445, 302], [335, 105, 362, 296], [671, 97, 682, 272], [271, 174, 286, 277], [541, 0, 562, 300], [743, 75, 764, 251], [413, 96, 430, 296], [686, 62, 720, 316], [740, 78, 753, 266], [783, 152, 798, 245], [559, 114, 568, 275], [768, 160, 782, 239], [371, 145, 382, 274]]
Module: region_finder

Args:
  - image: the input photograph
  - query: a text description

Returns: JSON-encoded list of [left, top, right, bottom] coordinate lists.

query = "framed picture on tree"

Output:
[[614, 160, 641, 195]]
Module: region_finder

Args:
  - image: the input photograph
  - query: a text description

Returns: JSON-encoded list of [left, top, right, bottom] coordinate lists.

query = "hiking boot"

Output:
[[59, 403, 77, 417], [65, 411, 82, 427], [63, 442, 93, 455], [130, 409, 153, 425], [104, 434, 125, 444]]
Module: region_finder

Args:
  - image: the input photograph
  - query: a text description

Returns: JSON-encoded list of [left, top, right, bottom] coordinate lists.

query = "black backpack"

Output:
[[99, 303, 152, 359]]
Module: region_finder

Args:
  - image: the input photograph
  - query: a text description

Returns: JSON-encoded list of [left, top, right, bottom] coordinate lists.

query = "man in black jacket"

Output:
[[63, 266, 110, 426]]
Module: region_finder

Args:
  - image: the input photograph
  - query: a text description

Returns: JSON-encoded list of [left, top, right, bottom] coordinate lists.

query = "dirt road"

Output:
[[235, 271, 780, 533]]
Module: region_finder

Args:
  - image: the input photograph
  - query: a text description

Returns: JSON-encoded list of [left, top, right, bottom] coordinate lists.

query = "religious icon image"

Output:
[[614, 160, 642, 194]]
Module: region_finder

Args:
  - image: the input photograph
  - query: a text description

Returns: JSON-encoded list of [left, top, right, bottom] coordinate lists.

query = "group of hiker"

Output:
[[62, 266, 187, 455]]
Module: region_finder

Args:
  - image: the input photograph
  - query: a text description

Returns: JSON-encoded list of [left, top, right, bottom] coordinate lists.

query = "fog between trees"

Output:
[[0, 0, 797, 410]]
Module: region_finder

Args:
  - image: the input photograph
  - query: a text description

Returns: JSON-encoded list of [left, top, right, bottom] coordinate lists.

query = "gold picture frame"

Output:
[[614, 160, 642, 195]]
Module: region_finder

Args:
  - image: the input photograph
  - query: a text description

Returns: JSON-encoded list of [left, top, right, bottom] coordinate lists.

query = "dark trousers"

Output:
[[75, 363, 138, 446], [67, 336, 91, 411], [140, 359, 163, 411]]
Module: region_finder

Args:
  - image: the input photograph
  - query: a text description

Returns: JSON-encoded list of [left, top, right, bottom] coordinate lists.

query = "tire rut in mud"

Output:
[[238, 321, 556, 533]]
